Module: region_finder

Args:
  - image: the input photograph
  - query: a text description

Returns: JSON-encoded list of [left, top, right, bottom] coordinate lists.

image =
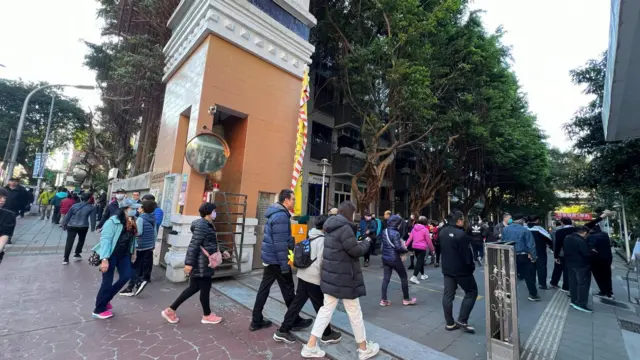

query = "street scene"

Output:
[[2, 0, 640, 360]]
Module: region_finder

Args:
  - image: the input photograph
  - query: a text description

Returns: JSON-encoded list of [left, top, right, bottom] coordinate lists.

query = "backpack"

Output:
[[293, 236, 319, 268]]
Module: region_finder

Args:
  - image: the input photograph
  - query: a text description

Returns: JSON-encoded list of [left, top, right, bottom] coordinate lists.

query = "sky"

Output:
[[0, 0, 612, 150]]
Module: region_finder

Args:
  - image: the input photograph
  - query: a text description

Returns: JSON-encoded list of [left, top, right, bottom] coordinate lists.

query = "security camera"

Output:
[[208, 105, 217, 115]]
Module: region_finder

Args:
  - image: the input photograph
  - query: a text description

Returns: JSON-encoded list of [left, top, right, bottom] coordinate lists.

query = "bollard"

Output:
[[485, 242, 520, 360]]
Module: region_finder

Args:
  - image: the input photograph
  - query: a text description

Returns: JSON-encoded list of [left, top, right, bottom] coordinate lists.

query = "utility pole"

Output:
[[35, 96, 55, 198]]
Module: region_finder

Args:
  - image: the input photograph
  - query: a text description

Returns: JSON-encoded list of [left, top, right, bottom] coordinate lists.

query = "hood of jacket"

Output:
[[412, 223, 427, 233], [55, 192, 67, 198], [265, 203, 290, 219], [308, 227, 324, 239], [386, 214, 403, 229], [324, 214, 353, 233]]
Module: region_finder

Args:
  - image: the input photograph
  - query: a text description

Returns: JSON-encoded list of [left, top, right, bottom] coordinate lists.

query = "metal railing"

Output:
[[485, 242, 520, 360]]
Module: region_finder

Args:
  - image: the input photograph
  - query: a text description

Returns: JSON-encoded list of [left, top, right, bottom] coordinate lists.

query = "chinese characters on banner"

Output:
[[554, 212, 593, 221]]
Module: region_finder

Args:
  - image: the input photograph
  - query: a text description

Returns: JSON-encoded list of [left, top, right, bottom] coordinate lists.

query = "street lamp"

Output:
[[5, 84, 95, 185], [320, 158, 330, 214], [447, 192, 452, 214], [614, 197, 631, 261]]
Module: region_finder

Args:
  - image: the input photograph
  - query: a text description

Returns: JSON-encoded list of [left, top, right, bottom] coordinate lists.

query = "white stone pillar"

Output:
[[164, 214, 200, 282], [235, 217, 258, 273]]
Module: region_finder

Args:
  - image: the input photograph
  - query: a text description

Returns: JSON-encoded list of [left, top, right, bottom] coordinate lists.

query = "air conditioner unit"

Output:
[[108, 168, 119, 180]]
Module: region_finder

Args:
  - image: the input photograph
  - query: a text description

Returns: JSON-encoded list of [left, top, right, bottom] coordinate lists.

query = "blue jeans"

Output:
[[94, 253, 132, 313]]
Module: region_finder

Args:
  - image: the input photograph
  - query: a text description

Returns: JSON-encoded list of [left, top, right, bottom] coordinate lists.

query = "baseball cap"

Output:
[[119, 198, 141, 209], [115, 188, 126, 193]]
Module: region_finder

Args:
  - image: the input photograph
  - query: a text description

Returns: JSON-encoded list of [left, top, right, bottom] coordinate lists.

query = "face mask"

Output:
[[508, 219, 513, 224], [127, 209, 137, 217], [211, 211, 217, 220], [116, 194, 125, 201]]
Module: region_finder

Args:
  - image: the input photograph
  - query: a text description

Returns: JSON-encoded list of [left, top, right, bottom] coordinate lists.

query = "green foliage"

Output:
[[565, 52, 640, 219], [0, 79, 87, 175]]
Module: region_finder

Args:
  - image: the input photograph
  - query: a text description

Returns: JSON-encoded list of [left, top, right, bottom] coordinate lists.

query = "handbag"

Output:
[[201, 246, 223, 268], [88, 251, 101, 267]]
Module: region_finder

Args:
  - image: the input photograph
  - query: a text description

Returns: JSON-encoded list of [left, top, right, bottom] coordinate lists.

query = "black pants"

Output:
[[434, 244, 441, 264], [442, 275, 478, 326], [52, 206, 61, 224], [568, 265, 591, 308], [127, 249, 154, 290], [0, 251, 4, 265], [516, 254, 538, 297], [592, 259, 613, 296], [364, 236, 377, 262], [536, 251, 548, 288], [252, 264, 300, 324], [64, 227, 88, 261], [279, 278, 332, 335], [550, 257, 569, 290], [382, 257, 410, 301], [413, 250, 426, 276], [170, 276, 212, 316], [471, 242, 484, 260]]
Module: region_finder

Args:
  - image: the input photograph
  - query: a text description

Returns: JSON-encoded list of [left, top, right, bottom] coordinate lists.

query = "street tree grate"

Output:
[[593, 296, 636, 311], [619, 319, 640, 334]]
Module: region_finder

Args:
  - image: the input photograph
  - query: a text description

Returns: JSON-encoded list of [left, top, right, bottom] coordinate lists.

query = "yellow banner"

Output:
[[292, 67, 310, 216]]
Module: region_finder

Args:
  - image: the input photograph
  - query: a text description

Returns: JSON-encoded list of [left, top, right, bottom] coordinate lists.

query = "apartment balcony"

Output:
[[334, 104, 361, 130], [310, 142, 332, 161], [331, 153, 365, 177]]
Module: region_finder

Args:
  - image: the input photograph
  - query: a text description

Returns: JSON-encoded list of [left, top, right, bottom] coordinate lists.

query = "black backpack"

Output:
[[293, 236, 320, 268]]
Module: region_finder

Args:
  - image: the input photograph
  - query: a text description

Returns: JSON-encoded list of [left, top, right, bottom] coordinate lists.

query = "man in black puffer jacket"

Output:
[[440, 211, 477, 333], [251, 189, 310, 332], [588, 225, 614, 298]]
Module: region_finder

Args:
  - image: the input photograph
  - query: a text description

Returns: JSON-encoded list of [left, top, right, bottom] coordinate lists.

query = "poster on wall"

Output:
[[161, 174, 180, 227]]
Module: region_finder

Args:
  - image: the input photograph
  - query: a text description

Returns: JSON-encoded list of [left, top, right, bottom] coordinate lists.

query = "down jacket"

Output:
[[406, 223, 434, 252], [261, 203, 294, 272], [185, 218, 218, 278], [321, 214, 370, 299], [381, 215, 408, 263]]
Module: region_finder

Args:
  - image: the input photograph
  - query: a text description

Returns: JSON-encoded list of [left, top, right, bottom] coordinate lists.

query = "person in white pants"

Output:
[[301, 201, 380, 359]]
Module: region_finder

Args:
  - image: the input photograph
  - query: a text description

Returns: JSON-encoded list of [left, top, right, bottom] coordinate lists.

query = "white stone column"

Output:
[[235, 217, 258, 273], [164, 214, 200, 282]]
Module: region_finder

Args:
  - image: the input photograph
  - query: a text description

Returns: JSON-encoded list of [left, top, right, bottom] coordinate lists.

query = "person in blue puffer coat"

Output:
[[250, 189, 310, 332], [380, 215, 416, 306], [119, 200, 157, 297], [142, 194, 164, 231]]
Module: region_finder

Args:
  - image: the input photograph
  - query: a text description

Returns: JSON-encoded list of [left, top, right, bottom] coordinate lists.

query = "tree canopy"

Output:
[[0, 79, 87, 176]]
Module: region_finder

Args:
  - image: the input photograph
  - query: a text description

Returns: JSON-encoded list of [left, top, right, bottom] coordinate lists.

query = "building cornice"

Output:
[[163, 0, 315, 81]]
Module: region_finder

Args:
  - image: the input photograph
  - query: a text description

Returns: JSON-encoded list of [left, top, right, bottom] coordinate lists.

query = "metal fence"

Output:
[[485, 242, 520, 360]]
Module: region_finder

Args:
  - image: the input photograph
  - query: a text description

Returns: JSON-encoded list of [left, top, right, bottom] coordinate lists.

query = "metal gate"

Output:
[[211, 191, 247, 278], [485, 242, 520, 360]]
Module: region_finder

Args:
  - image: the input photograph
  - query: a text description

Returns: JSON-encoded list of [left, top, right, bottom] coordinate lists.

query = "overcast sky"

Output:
[[1, 0, 612, 150]]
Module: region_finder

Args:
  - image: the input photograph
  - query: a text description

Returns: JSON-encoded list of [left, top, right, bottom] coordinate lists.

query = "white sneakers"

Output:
[[302, 341, 380, 359], [301, 345, 325, 358], [420, 274, 429, 280], [409, 276, 420, 284], [357, 341, 380, 360]]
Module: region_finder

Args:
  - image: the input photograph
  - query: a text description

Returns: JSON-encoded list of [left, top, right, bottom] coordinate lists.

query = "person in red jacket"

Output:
[[60, 194, 76, 219]]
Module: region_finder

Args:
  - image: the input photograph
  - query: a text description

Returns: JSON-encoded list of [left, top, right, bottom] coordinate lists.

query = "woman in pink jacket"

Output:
[[405, 216, 434, 284]]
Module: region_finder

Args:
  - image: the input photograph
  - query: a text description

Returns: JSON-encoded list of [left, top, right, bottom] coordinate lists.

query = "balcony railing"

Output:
[[334, 104, 361, 129], [310, 142, 332, 160], [331, 153, 365, 176]]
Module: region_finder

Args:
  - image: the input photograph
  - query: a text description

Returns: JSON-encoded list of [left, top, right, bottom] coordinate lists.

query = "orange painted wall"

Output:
[[197, 35, 300, 218]]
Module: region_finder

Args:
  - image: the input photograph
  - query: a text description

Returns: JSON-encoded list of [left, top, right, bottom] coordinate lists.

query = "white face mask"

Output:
[[115, 194, 125, 201], [127, 209, 137, 217], [211, 211, 217, 220]]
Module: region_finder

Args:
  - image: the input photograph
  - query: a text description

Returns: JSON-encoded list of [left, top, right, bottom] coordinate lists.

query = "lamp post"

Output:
[[621, 196, 631, 262], [34, 96, 55, 196], [320, 158, 330, 214], [447, 191, 452, 214], [5, 84, 95, 185]]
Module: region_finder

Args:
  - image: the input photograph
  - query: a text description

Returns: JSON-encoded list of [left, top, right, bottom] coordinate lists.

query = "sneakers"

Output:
[[559, 288, 570, 294], [134, 280, 148, 296], [249, 319, 273, 331], [455, 322, 476, 334], [62, 259, 69, 265], [161, 309, 179, 324], [357, 341, 380, 360], [106, 303, 112, 311], [73, 254, 82, 261], [571, 303, 593, 313], [549, 283, 559, 289], [409, 276, 420, 284], [403, 298, 417, 306], [92, 310, 113, 320], [273, 330, 297, 344], [528, 295, 542, 302], [407, 265, 415, 270], [321, 330, 342, 344], [364, 261, 369, 267], [434, 262, 440, 268], [379, 300, 391, 307], [119, 288, 135, 297], [201, 314, 223, 324], [301, 345, 326, 358], [420, 274, 429, 280]]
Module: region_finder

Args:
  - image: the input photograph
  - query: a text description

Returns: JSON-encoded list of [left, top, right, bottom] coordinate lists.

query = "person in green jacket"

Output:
[[37, 187, 56, 220]]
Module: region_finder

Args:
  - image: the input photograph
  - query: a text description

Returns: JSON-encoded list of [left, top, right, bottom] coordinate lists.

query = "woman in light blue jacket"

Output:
[[92, 199, 139, 319]]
